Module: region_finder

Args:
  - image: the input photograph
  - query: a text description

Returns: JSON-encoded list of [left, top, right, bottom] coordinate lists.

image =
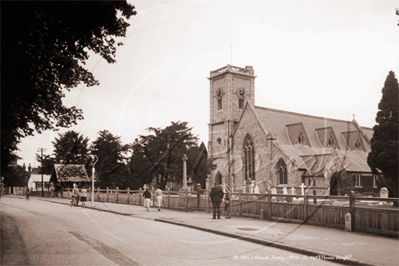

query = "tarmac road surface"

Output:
[[0, 196, 337, 265]]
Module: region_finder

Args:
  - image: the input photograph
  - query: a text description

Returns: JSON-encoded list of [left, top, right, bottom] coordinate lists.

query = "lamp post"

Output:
[[90, 155, 98, 207]]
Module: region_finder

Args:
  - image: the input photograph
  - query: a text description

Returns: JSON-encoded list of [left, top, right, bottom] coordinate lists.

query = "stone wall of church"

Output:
[[210, 75, 230, 124], [231, 106, 270, 192], [231, 106, 306, 192], [209, 123, 227, 158]]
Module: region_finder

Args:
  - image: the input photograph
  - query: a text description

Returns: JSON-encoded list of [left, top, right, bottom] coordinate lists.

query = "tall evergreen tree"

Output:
[[91, 130, 132, 189], [52, 130, 90, 164], [367, 71, 399, 198]]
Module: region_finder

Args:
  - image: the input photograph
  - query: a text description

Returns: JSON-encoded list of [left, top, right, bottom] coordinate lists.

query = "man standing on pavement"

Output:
[[142, 188, 152, 211], [210, 183, 224, 219]]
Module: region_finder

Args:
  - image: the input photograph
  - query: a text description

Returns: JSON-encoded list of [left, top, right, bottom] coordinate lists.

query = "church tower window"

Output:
[[244, 134, 255, 181], [216, 89, 223, 110], [278, 159, 287, 185], [238, 89, 246, 109], [239, 98, 244, 109]]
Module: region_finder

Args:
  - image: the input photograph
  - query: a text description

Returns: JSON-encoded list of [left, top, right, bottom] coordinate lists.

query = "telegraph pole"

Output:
[[37, 148, 46, 197]]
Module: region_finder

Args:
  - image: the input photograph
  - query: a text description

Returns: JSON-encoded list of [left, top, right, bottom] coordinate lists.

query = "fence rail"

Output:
[[17, 186, 399, 238]]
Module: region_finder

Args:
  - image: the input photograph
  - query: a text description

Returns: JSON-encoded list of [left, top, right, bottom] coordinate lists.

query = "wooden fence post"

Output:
[[197, 189, 200, 210], [350, 191, 355, 232], [239, 190, 242, 217], [139, 188, 142, 206], [268, 191, 272, 220], [127, 187, 130, 204], [167, 188, 170, 209], [106, 187, 109, 202], [116, 187, 119, 203], [97, 187, 100, 202], [304, 193, 308, 224]]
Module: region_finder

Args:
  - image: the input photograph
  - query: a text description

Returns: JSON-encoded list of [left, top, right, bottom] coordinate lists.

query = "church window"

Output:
[[216, 89, 223, 110], [244, 134, 255, 181], [328, 135, 334, 146], [278, 160, 287, 185], [355, 139, 362, 149], [298, 132, 304, 144], [238, 89, 246, 109], [354, 174, 362, 187], [215, 172, 222, 185], [239, 98, 244, 109], [218, 98, 222, 110]]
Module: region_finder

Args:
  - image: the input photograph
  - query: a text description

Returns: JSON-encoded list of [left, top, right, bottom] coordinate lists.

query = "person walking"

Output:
[[71, 183, 80, 207], [26, 187, 30, 200], [142, 188, 152, 211], [80, 188, 87, 206], [155, 186, 163, 211], [209, 183, 224, 219]]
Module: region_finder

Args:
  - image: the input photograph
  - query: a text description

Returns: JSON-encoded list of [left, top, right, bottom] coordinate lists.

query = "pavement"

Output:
[[6, 195, 399, 266]]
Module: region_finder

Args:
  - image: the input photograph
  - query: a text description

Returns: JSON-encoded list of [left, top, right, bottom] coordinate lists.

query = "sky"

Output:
[[17, 0, 399, 168]]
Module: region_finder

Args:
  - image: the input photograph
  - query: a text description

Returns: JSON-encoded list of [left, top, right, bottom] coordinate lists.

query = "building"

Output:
[[207, 65, 382, 195], [50, 164, 93, 188]]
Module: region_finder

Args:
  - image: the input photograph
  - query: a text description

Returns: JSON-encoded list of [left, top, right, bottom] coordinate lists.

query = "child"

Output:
[[80, 188, 87, 205]]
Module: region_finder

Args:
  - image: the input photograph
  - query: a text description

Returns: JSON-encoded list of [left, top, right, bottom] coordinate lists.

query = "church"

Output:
[[207, 64, 381, 195]]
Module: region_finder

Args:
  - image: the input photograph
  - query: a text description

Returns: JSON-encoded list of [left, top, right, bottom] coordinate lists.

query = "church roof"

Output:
[[247, 105, 373, 174]]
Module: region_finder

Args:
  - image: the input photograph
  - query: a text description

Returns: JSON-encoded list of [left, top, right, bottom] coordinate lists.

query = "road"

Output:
[[0, 196, 338, 265]]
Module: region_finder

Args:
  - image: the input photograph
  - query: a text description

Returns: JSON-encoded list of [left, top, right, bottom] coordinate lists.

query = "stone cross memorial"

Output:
[[300, 183, 306, 196]]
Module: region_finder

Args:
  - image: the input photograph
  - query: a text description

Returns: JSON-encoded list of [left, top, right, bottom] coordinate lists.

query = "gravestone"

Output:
[[249, 181, 255, 193], [291, 187, 296, 195], [300, 183, 306, 195], [345, 213, 352, 231], [271, 187, 277, 194], [254, 185, 259, 194], [282, 187, 288, 195], [380, 187, 388, 198]]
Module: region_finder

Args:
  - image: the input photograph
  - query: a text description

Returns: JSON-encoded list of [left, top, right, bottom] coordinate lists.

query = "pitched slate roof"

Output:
[[237, 104, 374, 175], [51, 164, 91, 183]]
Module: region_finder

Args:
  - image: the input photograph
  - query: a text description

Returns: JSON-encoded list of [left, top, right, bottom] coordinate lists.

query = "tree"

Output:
[[367, 71, 399, 199], [52, 130, 90, 164], [1, 1, 136, 180], [130, 122, 215, 190], [4, 165, 29, 187], [91, 130, 132, 189]]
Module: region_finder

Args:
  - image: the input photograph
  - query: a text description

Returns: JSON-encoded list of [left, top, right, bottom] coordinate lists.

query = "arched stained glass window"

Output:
[[244, 134, 255, 181]]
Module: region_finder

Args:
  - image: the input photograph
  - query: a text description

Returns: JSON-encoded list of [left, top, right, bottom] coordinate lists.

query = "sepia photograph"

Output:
[[1, 1, 398, 265]]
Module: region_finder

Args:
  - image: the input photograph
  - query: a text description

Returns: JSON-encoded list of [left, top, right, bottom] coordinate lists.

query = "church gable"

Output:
[[342, 131, 366, 151], [315, 127, 340, 149], [286, 123, 310, 146]]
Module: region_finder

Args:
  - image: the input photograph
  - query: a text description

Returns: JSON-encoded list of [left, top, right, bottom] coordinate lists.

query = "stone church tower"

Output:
[[208, 65, 256, 186]]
